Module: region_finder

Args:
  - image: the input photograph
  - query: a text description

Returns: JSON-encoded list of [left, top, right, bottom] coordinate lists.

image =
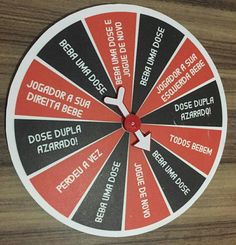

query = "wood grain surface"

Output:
[[0, 0, 235, 244]]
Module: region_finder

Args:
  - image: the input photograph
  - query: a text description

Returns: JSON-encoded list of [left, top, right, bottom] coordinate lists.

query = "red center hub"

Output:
[[123, 114, 141, 133]]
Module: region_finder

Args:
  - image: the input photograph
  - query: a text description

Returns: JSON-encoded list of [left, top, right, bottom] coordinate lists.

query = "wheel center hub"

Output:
[[123, 114, 141, 133]]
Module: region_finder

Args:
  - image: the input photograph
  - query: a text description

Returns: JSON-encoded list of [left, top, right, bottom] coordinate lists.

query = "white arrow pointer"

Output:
[[134, 130, 151, 151], [104, 87, 129, 117], [104, 87, 151, 151]]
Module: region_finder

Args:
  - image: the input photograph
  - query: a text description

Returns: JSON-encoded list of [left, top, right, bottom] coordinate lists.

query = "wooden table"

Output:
[[0, 1, 235, 244]]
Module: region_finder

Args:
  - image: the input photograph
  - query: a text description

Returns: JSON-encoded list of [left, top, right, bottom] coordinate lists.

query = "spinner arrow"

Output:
[[104, 87, 151, 151]]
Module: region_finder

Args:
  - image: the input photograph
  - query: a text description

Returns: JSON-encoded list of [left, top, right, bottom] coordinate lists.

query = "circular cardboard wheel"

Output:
[[6, 4, 227, 237]]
